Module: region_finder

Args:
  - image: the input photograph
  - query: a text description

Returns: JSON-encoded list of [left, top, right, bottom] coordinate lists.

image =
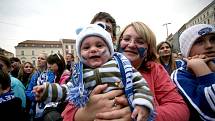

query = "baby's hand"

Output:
[[33, 84, 46, 101], [131, 105, 149, 121]]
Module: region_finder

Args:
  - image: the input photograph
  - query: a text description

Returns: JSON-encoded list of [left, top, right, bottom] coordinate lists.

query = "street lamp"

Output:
[[163, 23, 171, 38]]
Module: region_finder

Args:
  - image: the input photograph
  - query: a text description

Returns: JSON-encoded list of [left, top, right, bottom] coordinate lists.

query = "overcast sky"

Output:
[[0, 0, 213, 54]]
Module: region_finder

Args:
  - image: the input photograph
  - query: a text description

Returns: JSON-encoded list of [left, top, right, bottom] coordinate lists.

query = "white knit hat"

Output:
[[76, 24, 114, 62], [179, 24, 215, 57]]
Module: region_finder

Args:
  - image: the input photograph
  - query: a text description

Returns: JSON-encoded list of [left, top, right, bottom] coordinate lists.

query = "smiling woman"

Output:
[[116, 21, 190, 121], [156, 41, 182, 75]]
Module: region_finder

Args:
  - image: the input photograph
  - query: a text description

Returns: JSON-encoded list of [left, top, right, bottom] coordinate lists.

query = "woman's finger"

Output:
[[102, 90, 123, 100], [96, 106, 131, 120], [114, 96, 128, 106], [91, 84, 108, 95]]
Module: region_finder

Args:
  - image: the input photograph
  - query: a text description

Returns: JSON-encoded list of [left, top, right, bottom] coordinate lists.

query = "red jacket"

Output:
[[139, 61, 189, 121]]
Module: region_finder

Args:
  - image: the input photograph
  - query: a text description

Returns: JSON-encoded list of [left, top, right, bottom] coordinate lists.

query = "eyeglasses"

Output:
[[121, 35, 146, 46]]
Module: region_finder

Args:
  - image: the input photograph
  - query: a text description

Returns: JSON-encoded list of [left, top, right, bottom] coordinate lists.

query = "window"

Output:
[[71, 45, 73, 49], [32, 60, 36, 66], [32, 50, 35, 55], [214, 13, 215, 20], [21, 51, 24, 55], [65, 45, 68, 49], [66, 50, 69, 54], [208, 19, 210, 24]]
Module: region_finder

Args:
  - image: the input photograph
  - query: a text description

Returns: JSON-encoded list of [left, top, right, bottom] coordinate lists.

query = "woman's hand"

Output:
[[74, 84, 125, 121], [94, 96, 132, 121]]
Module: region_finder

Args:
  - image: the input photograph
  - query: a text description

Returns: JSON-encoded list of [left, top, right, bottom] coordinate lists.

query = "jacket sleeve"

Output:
[[152, 64, 190, 121], [40, 81, 72, 103], [132, 68, 154, 111], [172, 68, 215, 120], [25, 71, 39, 101]]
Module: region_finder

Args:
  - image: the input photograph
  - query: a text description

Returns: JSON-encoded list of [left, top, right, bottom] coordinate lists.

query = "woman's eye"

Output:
[[136, 39, 145, 45], [123, 38, 130, 42]]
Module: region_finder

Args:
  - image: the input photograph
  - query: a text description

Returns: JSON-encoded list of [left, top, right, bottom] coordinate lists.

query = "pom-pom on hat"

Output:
[[179, 24, 215, 57], [76, 23, 114, 62]]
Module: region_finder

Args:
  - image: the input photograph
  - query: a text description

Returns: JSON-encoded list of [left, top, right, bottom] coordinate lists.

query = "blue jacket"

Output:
[[171, 62, 215, 121]]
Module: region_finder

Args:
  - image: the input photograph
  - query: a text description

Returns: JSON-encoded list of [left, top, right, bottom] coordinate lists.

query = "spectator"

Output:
[[0, 63, 25, 121], [115, 21, 190, 121], [157, 41, 184, 75], [18, 61, 36, 119], [10, 57, 21, 78], [90, 12, 117, 42], [0, 55, 26, 109], [65, 53, 75, 73], [26, 53, 55, 121], [171, 24, 215, 120], [18, 62, 35, 88]]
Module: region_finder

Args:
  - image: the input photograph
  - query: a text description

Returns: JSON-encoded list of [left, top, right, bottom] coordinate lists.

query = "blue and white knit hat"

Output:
[[76, 24, 114, 62], [179, 24, 215, 57]]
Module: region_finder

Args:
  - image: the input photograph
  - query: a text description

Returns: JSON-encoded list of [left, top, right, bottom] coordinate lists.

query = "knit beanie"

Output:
[[179, 24, 215, 57], [76, 24, 114, 62]]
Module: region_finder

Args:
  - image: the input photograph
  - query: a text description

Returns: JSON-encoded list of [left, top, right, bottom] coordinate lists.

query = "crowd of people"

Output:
[[0, 11, 214, 121]]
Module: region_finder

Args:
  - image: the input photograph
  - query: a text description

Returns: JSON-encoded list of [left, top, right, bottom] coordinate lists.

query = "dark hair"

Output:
[[90, 12, 116, 38], [9, 57, 21, 63], [17, 62, 35, 87], [0, 65, 11, 90], [156, 41, 172, 53], [47, 53, 65, 82], [0, 55, 11, 69], [66, 53, 74, 59]]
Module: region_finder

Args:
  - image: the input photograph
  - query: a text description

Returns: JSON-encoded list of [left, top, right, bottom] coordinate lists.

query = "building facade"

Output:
[[0, 48, 14, 58], [168, 1, 215, 53], [61, 39, 77, 61], [15, 40, 63, 66]]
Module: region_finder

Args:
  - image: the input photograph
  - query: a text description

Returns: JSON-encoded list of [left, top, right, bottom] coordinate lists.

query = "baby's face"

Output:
[[80, 36, 111, 68]]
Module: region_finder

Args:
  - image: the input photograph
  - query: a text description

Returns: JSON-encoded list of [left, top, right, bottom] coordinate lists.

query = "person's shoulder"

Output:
[[10, 76, 25, 88], [147, 61, 163, 69], [175, 59, 186, 68]]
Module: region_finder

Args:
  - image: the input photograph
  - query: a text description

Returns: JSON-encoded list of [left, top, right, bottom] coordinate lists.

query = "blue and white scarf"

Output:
[[35, 70, 55, 118]]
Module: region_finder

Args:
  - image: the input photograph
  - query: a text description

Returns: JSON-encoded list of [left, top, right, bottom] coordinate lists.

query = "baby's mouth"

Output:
[[89, 55, 101, 59]]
